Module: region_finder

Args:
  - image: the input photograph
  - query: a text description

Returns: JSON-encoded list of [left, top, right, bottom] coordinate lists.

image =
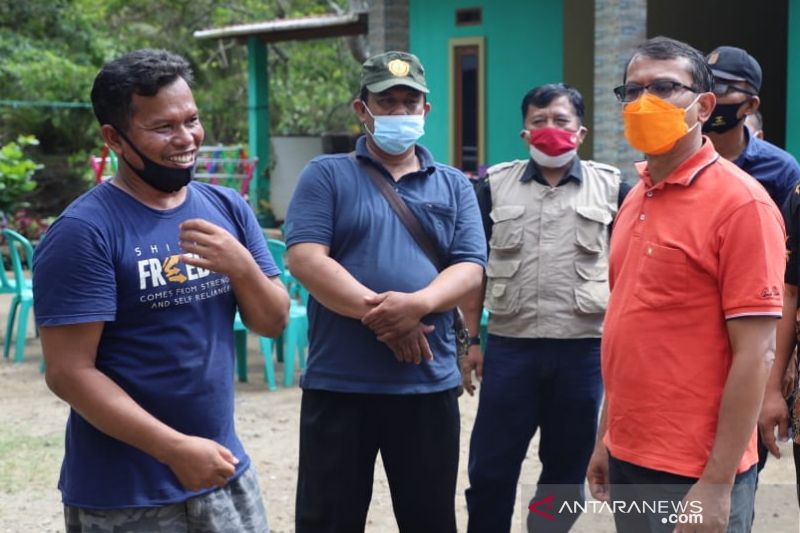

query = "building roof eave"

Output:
[[193, 11, 368, 44]]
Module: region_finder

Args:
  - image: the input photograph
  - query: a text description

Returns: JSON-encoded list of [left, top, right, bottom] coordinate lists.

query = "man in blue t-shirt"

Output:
[[33, 49, 290, 533], [703, 45, 800, 481], [704, 46, 800, 208], [705, 44, 800, 525], [285, 51, 486, 533]]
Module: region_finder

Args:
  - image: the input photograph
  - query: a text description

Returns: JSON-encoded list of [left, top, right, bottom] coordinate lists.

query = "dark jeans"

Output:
[[465, 336, 602, 533], [609, 455, 757, 533], [295, 388, 460, 533]]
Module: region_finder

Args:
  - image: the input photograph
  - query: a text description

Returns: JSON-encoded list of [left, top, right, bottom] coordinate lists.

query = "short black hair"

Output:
[[624, 36, 713, 93], [521, 83, 585, 124], [91, 49, 194, 133]]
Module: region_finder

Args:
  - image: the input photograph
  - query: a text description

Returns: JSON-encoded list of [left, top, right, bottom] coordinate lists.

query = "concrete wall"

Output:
[[593, 0, 647, 183], [367, 0, 409, 54], [270, 136, 324, 221]]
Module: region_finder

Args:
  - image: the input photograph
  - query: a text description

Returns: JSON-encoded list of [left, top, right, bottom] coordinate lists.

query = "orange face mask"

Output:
[[622, 93, 700, 155]]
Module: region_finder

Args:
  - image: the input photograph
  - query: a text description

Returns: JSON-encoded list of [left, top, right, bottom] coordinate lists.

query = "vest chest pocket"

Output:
[[575, 205, 612, 254], [574, 262, 609, 314], [485, 259, 521, 315], [484, 281, 520, 316], [486, 258, 521, 279], [489, 205, 525, 252]]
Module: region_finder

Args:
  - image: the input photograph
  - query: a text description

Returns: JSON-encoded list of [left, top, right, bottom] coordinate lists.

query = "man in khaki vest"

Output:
[[463, 83, 628, 533]]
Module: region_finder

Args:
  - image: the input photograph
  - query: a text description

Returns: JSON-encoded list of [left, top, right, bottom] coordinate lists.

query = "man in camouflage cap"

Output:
[[285, 50, 486, 532]]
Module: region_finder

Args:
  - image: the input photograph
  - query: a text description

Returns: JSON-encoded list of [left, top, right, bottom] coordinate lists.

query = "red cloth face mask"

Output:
[[524, 127, 581, 168], [527, 127, 579, 155]]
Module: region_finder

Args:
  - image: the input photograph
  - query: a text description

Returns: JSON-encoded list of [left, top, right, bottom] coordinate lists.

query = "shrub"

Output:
[[0, 135, 41, 215]]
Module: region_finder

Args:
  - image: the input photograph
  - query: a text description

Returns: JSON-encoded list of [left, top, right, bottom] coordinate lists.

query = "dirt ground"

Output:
[[0, 293, 798, 532]]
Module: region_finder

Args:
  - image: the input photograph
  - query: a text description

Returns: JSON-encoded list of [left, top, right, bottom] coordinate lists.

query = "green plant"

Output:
[[0, 135, 42, 215]]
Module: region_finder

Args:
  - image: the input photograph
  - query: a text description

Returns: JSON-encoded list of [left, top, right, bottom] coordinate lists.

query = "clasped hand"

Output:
[[363, 292, 434, 364], [362, 291, 426, 341]]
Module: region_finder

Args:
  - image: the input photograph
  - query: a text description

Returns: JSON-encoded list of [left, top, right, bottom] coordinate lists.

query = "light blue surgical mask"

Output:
[[363, 104, 425, 155]]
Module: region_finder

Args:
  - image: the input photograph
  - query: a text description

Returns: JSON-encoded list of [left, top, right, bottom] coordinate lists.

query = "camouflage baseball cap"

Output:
[[360, 51, 429, 94]]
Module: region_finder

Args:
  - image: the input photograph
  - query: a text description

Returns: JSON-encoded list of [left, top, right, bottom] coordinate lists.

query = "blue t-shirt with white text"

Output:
[[33, 181, 278, 508]]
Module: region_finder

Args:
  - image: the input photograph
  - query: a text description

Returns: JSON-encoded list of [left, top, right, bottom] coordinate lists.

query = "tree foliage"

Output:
[[0, 0, 362, 217], [0, 136, 41, 215]]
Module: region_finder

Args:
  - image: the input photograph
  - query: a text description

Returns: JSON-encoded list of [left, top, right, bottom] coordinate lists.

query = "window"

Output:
[[455, 8, 482, 26]]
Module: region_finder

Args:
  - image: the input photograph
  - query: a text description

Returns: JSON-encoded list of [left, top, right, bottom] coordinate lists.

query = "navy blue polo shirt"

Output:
[[735, 127, 800, 208], [783, 190, 800, 287], [284, 136, 486, 394]]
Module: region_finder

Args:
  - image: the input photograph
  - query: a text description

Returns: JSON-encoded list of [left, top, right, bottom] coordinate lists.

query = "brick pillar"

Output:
[[593, 0, 647, 183], [366, 0, 409, 55]]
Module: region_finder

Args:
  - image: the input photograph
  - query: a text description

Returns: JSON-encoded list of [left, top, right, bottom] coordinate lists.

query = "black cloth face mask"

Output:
[[702, 102, 746, 134], [115, 128, 195, 193]]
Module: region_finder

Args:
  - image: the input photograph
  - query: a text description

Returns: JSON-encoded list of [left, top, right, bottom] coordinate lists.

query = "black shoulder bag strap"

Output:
[[349, 152, 444, 270], [349, 152, 470, 374]]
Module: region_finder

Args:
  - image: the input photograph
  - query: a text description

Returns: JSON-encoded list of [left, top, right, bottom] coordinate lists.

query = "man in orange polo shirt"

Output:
[[586, 36, 785, 532]]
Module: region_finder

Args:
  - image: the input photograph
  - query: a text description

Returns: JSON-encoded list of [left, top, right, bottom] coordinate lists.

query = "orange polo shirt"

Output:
[[602, 139, 785, 478]]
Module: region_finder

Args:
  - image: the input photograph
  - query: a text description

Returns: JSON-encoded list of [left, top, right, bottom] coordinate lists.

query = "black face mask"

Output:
[[702, 102, 746, 134], [115, 129, 194, 193]]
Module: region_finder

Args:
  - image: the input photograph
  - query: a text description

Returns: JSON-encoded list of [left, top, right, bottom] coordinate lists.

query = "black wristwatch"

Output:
[[468, 336, 481, 346]]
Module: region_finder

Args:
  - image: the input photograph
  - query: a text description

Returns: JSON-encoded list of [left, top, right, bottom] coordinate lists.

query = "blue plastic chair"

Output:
[[266, 239, 287, 363], [228, 237, 287, 390], [0, 249, 16, 295], [258, 336, 278, 391], [267, 239, 287, 280], [0, 243, 31, 295], [266, 238, 308, 386], [234, 310, 277, 391], [2, 229, 34, 363], [479, 308, 489, 349], [232, 238, 308, 388], [282, 272, 308, 387], [234, 311, 248, 382]]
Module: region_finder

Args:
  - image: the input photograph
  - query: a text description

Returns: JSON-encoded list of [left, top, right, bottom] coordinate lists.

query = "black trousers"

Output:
[[795, 443, 800, 507], [295, 388, 460, 533]]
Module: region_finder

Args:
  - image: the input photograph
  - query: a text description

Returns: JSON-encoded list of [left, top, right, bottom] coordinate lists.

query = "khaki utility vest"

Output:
[[485, 159, 621, 338]]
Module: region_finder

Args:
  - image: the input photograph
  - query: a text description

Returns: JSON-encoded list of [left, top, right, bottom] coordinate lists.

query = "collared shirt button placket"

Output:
[[640, 191, 653, 226]]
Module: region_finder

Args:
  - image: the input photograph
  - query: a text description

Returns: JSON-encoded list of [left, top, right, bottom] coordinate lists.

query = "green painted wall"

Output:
[[409, 0, 563, 167], [788, 0, 800, 158]]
